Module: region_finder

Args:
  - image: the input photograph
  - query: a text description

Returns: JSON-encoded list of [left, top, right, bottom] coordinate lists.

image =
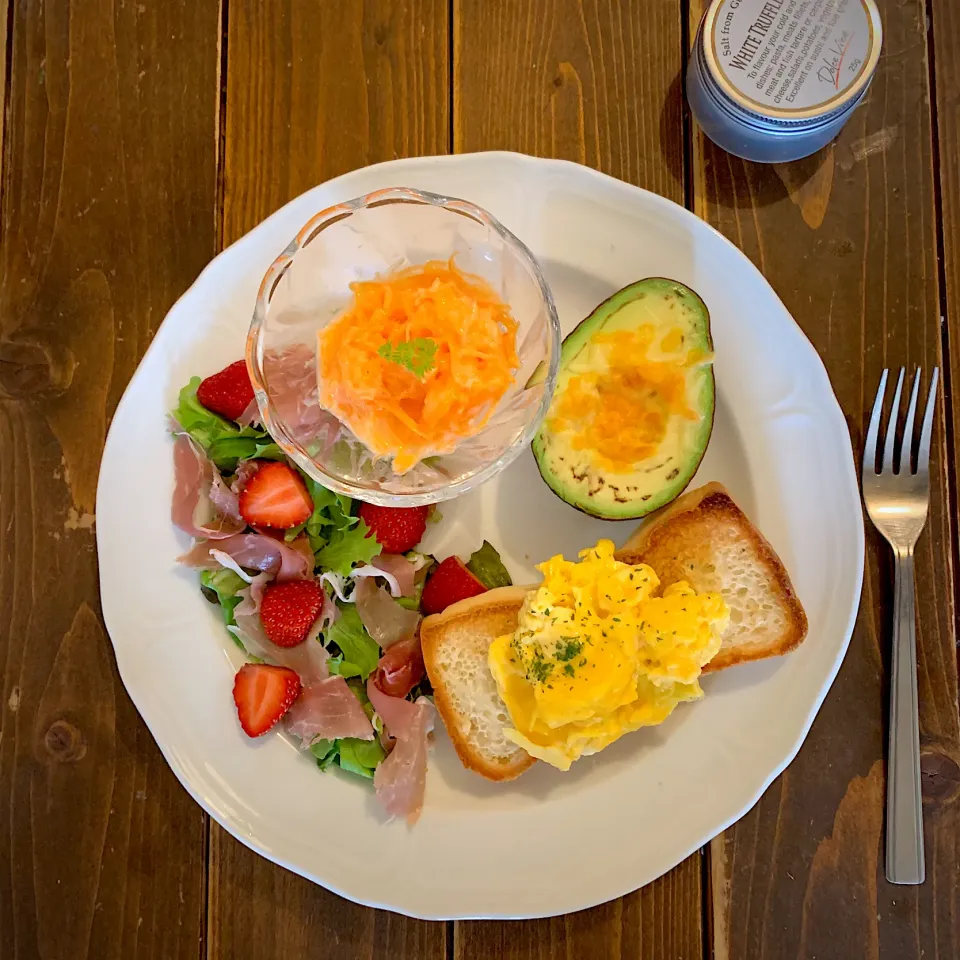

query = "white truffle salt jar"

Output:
[[687, 0, 882, 163]]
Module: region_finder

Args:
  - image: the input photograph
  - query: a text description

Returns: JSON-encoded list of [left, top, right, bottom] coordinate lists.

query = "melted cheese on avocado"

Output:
[[547, 323, 707, 474]]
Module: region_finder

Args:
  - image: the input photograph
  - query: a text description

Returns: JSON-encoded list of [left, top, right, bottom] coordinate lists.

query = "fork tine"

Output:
[[917, 367, 940, 472], [899, 369, 922, 474], [882, 368, 905, 473], [864, 369, 888, 475]]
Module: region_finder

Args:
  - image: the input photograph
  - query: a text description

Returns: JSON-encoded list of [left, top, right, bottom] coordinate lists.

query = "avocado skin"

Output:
[[533, 277, 715, 521]]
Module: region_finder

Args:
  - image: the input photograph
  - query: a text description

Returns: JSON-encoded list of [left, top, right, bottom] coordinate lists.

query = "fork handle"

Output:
[[886, 548, 924, 884]]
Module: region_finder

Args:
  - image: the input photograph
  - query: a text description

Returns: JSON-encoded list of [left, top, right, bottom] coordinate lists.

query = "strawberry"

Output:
[[420, 556, 487, 615], [239, 461, 312, 529], [232, 663, 301, 737], [357, 503, 428, 553], [259, 579, 326, 647], [196, 360, 255, 422]]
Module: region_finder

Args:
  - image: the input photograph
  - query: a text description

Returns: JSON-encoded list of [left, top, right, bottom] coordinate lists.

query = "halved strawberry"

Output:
[[420, 556, 487, 615], [259, 579, 326, 647], [232, 663, 301, 737], [239, 461, 312, 529], [196, 360, 255, 422], [357, 503, 428, 553]]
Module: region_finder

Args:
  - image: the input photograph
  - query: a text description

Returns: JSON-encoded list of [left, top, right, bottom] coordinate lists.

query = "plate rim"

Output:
[[97, 150, 865, 920]]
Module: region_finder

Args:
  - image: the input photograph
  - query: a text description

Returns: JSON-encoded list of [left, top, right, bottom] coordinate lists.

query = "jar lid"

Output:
[[702, 0, 882, 125]]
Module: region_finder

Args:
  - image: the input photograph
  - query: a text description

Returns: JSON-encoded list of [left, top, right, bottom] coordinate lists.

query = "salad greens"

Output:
[[208, 436, 284, 468], [200, 568, 247, 650], [173, 377, 279, 471], [337, 737, 387, 778], [286, 477, 357, 551], [327, 656, 363, 680], [324, 606, 380, 680], [307, 679, 386, 777], [176, 367, 512, 790], [310, 736, 385, 778], [176, 373, 399, 781], [316, 519, 381, 575], [467, 540, 513, 589]]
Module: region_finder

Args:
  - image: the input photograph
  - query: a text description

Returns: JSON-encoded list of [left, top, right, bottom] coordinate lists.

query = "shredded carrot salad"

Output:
[[317, 260, 520, 473]]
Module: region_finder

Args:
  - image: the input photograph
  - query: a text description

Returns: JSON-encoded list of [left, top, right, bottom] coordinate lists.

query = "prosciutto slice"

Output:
[[208, 471, 242, 523], [235, 400, 261, 429], [374, 633, 425, 699], [263, 344, 343, 449], [171, 434, 246, 539], [179, 532, 312, 581], [285, 677, 374, 744], [355, 579, 421, 649], [230, 458, 261, 495], [231, 595, 336, 685], [229, 571, 272, 617], [371, 554, 418, 598], [367, 678, 424, 739], [367, 679, 435, 824]]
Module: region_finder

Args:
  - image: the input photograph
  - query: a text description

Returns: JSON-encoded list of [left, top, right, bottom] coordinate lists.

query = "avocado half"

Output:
[[532, 278, 715, 520]]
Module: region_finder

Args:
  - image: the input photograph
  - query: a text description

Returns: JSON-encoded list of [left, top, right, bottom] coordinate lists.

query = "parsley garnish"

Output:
[[563, 663, 575, 678], [528, 652, 554, 684], [555, 638, 583, 661], [377, 337, 438, 377]]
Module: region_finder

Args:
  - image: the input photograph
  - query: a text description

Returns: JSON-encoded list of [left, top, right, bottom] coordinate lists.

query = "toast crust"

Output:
[[615, 482, 808, 671], [421, 586, 536, 781]]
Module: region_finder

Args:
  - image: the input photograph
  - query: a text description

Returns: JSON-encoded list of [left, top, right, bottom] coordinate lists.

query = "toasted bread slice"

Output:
[[421, 586, 535, 782], [423, 483, 807, 781], [615, 482, 808, 671]]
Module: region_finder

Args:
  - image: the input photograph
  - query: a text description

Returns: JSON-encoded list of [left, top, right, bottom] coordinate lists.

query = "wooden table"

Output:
[[1, 1, 958, 957]]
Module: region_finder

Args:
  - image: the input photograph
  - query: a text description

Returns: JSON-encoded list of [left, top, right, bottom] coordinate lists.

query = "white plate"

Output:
[[97, 152, 863, 920]]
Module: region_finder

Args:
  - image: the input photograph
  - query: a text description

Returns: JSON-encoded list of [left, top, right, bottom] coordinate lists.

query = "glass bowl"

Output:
[[246, 187, 560, 506]]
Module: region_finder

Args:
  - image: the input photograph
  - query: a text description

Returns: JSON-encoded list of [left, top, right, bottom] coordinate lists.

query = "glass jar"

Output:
[[687, 0, 882, 163]]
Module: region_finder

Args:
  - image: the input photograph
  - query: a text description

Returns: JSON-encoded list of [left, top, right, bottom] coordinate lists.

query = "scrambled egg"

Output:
[[488, 540, 728, 770]]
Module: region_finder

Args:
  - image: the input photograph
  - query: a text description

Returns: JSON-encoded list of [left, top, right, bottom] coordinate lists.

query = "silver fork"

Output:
[[862, 367, 939, 885]]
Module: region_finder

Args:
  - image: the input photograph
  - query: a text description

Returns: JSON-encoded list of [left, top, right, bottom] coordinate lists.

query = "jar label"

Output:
[[710, 0, 875, 112]]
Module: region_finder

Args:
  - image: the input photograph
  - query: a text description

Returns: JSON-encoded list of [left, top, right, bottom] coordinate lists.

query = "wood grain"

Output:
[[930, 0, 960, 946], [455, 856, 704, 960], [0, 1, 221, 958], [0, 0, 7, 191], [932, 0, 960, 671], [223, 0, 450, 242], [453, 2, 702, 957], [932, 0, 960, 338], [210, 3, 450, 957], [454, 0, 685, 198], [687, 0, 960, 957]]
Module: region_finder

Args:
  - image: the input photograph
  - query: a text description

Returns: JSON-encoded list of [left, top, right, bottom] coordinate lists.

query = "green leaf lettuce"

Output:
[[324, 606, 381, 680], [172, 377, 274, 471], [315, 519, 381, 576], [200, 568, 247, 650]]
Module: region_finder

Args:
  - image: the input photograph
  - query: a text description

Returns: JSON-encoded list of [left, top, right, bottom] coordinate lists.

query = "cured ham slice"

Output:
[[231, 603, 334, 685], [171, 434, 245, 539], [355, 579, 420, 648], [179, 532, 312, 581], [367, 679, 435, 825], [373, 633, 425, 699], [285, 677, 374, 744], [370, 554, 418, 597]]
